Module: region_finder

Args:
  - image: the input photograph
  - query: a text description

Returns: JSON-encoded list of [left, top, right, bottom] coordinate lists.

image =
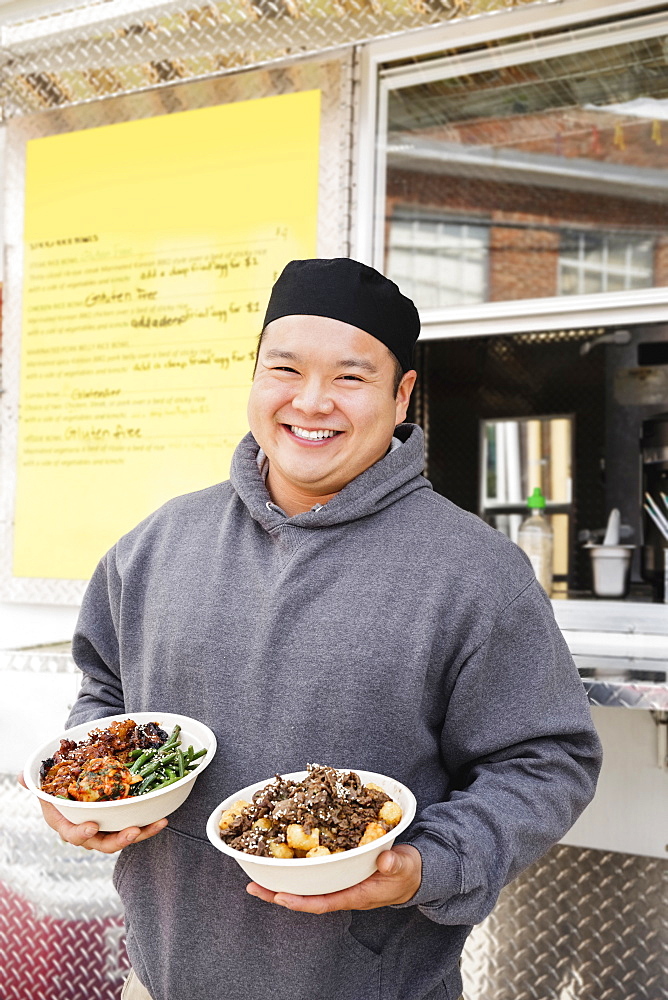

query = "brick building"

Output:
[[385, 106, 668, 304]]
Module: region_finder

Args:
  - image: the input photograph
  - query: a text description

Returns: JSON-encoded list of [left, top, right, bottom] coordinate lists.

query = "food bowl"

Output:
[[206, 769, 417, 895], [23, 712, 216, 831]]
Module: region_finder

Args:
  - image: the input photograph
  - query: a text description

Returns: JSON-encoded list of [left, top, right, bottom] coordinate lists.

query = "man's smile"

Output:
[[285, 425, 343, 443]]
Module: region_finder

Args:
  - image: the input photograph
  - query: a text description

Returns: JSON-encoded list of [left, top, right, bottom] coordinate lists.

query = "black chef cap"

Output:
[[262, 258, 420, 373]]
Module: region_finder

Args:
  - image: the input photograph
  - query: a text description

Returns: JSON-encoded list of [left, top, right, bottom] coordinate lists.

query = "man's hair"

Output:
[[252, 327, 405, 397]]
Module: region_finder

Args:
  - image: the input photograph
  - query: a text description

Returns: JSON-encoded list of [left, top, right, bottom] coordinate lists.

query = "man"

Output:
[[33, 258, 601, 1000]]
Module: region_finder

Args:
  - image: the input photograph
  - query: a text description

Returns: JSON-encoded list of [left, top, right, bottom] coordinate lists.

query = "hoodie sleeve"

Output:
[[398, 578, 602, 926], [67, 549, 125, 726]]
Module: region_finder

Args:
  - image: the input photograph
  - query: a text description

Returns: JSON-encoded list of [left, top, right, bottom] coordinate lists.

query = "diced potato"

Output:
[[306, 846, 331, 857], [378, 801, 402, 827], [268, 840, 294, 859], [358, 822, 387, 846], [253, 817, 272, 831], [286, 823, 320, 851], [218, 799, 250, 831], [365, 782, 385, 793]]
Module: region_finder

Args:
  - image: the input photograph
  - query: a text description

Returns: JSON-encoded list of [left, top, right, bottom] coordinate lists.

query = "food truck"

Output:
[[0, 0, 666, 997]]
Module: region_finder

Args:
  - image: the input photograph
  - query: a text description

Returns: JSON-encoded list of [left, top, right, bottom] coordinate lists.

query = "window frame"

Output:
[[355, 1, 668, 339], [387, 208, 490, 308], [557, 230, 655, 296]]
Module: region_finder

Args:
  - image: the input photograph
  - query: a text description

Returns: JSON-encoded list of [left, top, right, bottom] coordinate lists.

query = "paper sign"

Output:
[[14, 89, 321, 578]]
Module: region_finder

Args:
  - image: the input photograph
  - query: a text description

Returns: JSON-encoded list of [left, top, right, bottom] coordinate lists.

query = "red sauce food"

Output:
[[40, 719, 168, 801]]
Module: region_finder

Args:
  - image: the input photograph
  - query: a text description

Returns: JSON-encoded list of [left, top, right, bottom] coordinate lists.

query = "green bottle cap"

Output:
[[527, 487, 546, 509]]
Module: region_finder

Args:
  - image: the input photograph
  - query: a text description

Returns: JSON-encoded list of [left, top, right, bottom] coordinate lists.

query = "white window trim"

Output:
[[355, 0, 668, 340], [415, 286, 668, 340]]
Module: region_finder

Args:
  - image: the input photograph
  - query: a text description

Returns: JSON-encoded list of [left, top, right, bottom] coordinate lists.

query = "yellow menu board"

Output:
[[14, 90, 321, 579]]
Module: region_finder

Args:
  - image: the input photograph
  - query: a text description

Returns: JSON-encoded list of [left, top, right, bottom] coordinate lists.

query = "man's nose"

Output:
[[292, 379, 335, 415]]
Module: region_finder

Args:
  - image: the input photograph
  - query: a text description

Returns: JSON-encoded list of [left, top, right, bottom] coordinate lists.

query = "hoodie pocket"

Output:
[[338, 909, 382, 964], [337, 910, 382, 1000], [423, 982, 451, 1000]]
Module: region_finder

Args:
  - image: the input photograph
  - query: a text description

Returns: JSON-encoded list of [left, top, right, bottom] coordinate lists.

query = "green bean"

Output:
[[177, 749, 185, 778], [160, 725, 181, 751], [137, 760, 159, 778], [137, 773, 159, 794], [187, 748, 207, 763], [129, 749, 154, 774], [150, 772, 185, 792], [138, 752, 178, 778]]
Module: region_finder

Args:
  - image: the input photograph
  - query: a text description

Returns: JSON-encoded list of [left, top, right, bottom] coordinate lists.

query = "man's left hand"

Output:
[[246, 843, 421, 913]]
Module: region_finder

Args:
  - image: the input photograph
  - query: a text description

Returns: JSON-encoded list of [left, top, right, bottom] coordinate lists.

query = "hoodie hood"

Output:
[[230, 422, 431, 533]]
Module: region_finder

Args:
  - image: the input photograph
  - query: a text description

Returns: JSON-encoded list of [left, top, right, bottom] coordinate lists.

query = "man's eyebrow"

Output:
[[263, 349, 300, 362], [336, 357, 379, 374]]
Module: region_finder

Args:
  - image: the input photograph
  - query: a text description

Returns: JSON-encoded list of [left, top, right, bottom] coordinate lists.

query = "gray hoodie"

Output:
[[69, 422, 601, 1000]]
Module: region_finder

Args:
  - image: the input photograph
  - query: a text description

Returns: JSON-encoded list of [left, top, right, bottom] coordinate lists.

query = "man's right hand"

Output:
[[17, 774, 168, 854]]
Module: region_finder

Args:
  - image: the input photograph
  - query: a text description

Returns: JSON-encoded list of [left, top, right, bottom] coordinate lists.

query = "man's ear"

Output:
[[395, 370, 417, 423]]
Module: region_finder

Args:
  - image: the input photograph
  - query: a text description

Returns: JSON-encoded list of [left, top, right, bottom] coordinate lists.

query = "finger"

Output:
[[78, 827, 140, 853], [246, 882, 344, 913], [271, 889, 355, 913], [272, 879, 381, 913], [79, 818, 169, 854], [376, 849, 402, 876], [246, 883, 278, 903], [59, 819, 103, 847], [130, 818, 169, 844], [376, 844, 422, 882]]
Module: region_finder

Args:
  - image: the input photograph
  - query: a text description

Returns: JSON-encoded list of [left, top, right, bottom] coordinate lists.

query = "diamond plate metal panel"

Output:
[[462, 844, 668, 1000], [0, 648, 77, 673], [0, 0, 552, 118], [0, 775, 128, 1000], [2, 652, 665, 999], [583, 679, 668, 711], [0, 55, 353, 604]]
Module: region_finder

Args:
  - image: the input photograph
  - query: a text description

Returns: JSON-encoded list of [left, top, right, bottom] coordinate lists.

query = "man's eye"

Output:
[[273, 366, 299, 374], [339, 374, 363, 381]]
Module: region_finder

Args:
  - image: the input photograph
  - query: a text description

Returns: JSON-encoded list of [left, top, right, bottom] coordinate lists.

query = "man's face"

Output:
[[247, 314, 416, 502]]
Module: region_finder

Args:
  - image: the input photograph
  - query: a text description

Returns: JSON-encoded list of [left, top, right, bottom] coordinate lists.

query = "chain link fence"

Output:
[[0, 0, 549, 117]]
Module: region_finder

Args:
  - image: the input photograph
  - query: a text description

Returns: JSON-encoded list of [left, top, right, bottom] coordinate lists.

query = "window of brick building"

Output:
[[387, 212, 488, 308], [558, 231, 654, 295]]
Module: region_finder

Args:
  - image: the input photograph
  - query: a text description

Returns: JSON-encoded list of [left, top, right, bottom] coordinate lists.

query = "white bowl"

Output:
[[23, 712, 216, 832], [206, 768, 417, 895]]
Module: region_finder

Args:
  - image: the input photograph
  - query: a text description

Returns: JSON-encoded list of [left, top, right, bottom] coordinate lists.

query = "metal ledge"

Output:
[[555, 599, 668, 709], [4, 629, 668, 711], [552, 598, 668, 636], [580, 674, 668, 711]]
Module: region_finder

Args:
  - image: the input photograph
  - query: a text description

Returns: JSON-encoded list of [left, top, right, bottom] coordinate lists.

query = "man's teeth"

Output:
[[290, 426, 338, 440]]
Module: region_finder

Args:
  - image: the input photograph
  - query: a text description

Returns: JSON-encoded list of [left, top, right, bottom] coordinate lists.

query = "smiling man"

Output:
[[248, 313, 415, 516], [34, 258, 601, 1000]]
